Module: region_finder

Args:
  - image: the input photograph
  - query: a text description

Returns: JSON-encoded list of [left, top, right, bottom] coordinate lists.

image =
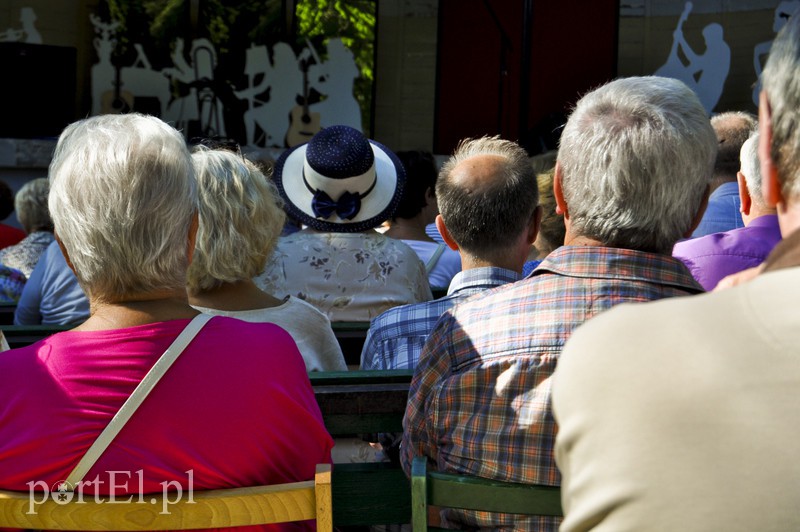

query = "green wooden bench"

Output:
[[330, 321, 370, 366], [1, 324, 72, 349], [310, 369, 413, 527], [0, 302, 16, 325], [411, 456, 562, 531]]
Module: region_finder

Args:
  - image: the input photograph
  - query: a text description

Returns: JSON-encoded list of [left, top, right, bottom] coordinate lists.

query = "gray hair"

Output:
[[187, 147, 286, 294], [762, 6, 800, 201], [48, 114, 196, 302], [558, 76, 716, 253], [15, 177, 52, 234], [740, 132, 765, 208], [437, 136, 538, 259]]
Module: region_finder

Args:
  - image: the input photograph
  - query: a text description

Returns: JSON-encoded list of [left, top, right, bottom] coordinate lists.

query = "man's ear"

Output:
[[187, 212, 199, 265], [759, 90, 783, 209], [684, 184, 710, 238], [435, 214, 460, 251], [553, 162, 568, 218], [54, 233, 77, 276], [737, 171, 752, 217]]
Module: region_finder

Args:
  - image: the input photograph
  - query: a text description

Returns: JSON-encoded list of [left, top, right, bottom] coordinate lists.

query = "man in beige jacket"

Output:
[[553, 11, 800, 532]]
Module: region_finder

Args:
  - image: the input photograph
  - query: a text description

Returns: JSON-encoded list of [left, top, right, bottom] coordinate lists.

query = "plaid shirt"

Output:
[[360, 267, 521, 370], [401, 245, 703, 531]]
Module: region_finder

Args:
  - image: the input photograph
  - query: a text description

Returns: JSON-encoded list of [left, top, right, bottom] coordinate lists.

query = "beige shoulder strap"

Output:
[[64, 314, 213, 487]]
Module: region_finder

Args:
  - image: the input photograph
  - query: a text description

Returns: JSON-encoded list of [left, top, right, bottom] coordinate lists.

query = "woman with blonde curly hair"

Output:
[[187, 146, 346, 371]]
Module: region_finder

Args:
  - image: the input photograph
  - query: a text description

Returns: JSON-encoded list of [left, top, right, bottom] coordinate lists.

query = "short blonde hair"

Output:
[[187, 147, 286, 293]]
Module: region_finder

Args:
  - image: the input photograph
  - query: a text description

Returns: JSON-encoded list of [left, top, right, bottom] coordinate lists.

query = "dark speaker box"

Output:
[[0, 43, 77, 139]]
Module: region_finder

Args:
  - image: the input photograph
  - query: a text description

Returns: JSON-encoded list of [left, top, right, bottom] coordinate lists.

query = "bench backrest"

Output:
[[310, 369, 413, 436], [0, 464, 332, 530], [411, 456, 562, 531]]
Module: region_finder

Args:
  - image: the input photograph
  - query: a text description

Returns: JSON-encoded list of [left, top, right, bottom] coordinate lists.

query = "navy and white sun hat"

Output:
[[273, 125, 406, 232]]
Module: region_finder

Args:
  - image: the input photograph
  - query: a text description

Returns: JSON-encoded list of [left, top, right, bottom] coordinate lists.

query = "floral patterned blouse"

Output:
[[0, 231, 54, 279], [254, 229, 433, 322]]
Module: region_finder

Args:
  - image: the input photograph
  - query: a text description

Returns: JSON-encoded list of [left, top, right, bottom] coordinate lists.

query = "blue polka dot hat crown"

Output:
[[274, 125, 406, 232]]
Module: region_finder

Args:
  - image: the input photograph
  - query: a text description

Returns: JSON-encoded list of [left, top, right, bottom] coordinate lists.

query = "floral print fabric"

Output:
[[255, 230, 432, 322]]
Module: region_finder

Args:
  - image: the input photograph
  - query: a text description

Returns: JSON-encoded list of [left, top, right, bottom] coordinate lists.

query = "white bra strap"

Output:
[[64, 314, 213, 488]]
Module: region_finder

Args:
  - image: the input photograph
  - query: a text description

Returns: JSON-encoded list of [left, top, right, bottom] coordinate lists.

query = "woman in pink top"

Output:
[[0, 114, 333, 531]]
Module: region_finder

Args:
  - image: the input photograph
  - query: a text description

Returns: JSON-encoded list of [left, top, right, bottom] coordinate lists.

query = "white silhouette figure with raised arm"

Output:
[[655, 1, 730, 114], [753, 1, 800, 106], [236, 42, 303, 147], [308, 38, 362, 131]]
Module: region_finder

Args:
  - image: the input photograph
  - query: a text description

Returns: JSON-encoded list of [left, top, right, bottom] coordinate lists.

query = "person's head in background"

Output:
[[738, 132, 775, 226], [710, 111, 758, 190], [273, 125, 405, 233], [531, 171, 566, 259], [436, 135, 541, 271], [16, 178, 52, 235], [384, 150, 439, 241], [557, 76, 716, 253], [187, 147, 285, 297]]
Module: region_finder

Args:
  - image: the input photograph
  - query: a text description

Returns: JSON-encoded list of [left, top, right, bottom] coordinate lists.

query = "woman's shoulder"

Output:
[[282, 295, 331, 320]]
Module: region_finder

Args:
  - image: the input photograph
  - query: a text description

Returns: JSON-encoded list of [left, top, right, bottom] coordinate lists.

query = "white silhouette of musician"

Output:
[[655, 1, 730, 114], [752, 1, 800, 106]]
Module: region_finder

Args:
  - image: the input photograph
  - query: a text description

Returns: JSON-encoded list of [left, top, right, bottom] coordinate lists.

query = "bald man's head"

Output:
[[437, 137, 539, 260]]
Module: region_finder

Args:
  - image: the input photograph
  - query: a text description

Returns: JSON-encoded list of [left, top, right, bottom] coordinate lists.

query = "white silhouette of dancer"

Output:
[[752, 1, 800, 106], [236, 42, 302, 147], [655, 1, 730, 114], [308, 38, 362, 131], [1, 7, 41, 43]]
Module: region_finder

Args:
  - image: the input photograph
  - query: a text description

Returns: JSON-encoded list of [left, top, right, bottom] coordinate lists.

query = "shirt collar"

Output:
[[447, 267, 521, 296], [747, 213, 779, 229], [533, 245, 703, 293]]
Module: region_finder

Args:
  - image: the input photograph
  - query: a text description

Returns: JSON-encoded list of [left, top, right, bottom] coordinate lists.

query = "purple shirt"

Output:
[[673, 214, 782, 291]]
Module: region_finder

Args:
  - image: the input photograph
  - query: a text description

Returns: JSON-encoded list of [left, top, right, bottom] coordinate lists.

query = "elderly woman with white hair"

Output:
[[0, 177, 54, 278], [187, 146, 347, 371], [0, 114, 333, 515]]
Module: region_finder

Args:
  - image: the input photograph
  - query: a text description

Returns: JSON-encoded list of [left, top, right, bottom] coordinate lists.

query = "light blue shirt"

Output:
[[692, 181, 744, 237], [359, 267, 521, 370], [14, 240, 89, 325]]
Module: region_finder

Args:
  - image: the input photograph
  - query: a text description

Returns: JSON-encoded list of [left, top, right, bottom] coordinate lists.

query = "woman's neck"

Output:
[[77, 290, 198, 331], [385, 217, 435, 243], [188, 279, 284, 312]]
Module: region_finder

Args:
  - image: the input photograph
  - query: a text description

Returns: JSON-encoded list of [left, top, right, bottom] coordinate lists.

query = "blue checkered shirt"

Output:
[[360, 267, 521, 370], [401, 245, 703, 531]]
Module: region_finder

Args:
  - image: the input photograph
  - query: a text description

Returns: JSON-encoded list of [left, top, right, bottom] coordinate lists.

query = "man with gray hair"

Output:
[[401, 76, 713, 531], [692, 111, 758, 237], [553, 12, 800, 531], [673, 131, 782, 290]]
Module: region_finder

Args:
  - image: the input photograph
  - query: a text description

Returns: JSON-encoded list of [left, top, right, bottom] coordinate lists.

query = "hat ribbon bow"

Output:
[[312, 189, 362, 220]]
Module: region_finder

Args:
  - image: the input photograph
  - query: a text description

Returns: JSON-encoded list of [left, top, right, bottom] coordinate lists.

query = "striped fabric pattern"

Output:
[[360, 267, 521, 370]]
